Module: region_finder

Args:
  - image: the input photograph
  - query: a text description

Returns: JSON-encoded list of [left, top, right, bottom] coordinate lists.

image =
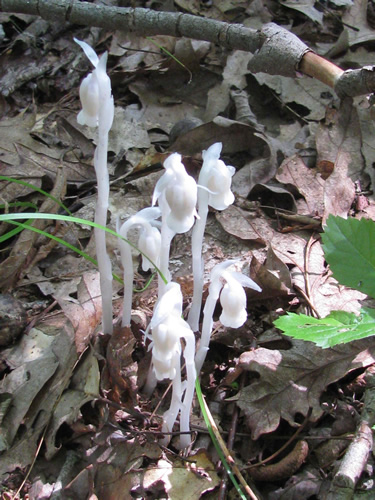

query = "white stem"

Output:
[[179, 333, 197, 448], [158, 196, 174, 295], [188, 188, 209, 331], [118, 235, 133, 327], [143, 364, 157, 397], [161, 353, 182, 445], [195, 281, 222, 374], [94, 127, 113, 334]]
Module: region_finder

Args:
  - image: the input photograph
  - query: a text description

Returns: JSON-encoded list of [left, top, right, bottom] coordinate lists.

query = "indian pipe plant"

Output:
[[76, 41, 262, 448]]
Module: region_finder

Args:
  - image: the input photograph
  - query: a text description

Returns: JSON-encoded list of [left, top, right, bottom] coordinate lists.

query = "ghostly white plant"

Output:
[[144, 282, 196, 448], [188, 143, 235, 332], [152, 153, 198, 294], [195, 261, 262, 373], [118, 207, 161, 327], [75, 38, 114, 334]]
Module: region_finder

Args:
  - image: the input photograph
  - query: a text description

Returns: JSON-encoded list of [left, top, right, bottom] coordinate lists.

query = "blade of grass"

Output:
[[0, 202, 38, 243], [0, 213, 167, 285], [146, 37, 192, 84], [0, 219, 33, 243], [195, 378, 259, 500], [0, 201, 38, 210], [0, 176, 72, 215]]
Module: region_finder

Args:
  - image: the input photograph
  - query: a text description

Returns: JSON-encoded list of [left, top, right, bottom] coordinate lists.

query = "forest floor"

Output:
[[1, 0, 375, 499]]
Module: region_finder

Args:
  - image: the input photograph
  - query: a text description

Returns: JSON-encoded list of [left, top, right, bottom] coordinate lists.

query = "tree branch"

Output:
[[1, 0, 375, 98]]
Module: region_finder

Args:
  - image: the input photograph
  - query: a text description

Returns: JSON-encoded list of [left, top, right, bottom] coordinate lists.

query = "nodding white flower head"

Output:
[[118, 207, 161, 271], [199, 142, 235, 210], [149, 282, 193, 380], [75, 38, 114, 131], [77, 73, 100, 127], [219, 273, 248, 328], [151, 318, 181, 379], [153, 153, 198, 234], [137, 225, 161, 272], [210, 261, 262, 329]]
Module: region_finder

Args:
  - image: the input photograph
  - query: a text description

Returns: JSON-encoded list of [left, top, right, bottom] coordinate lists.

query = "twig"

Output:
[[1, 1, 375, 97], [326, 366, 375, 499]]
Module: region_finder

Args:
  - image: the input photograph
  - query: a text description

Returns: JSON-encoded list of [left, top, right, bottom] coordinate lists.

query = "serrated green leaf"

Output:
[[322, 215, 375, 298], [274, 308, 375, 348]]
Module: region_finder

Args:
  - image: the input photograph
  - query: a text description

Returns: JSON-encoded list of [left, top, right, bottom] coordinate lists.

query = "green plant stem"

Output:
[[195, 378, 255, 500]]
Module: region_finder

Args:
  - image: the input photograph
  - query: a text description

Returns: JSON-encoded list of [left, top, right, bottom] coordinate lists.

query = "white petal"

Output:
[[74, 38, 99, 67], [77, 74, 99, 127]]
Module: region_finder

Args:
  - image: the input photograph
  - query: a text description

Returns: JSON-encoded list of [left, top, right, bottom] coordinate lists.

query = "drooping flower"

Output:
[[75, 38, 114, 334], [137, 224, 162, 272], [75, 38, 114, 132], [145, 282, 196, 448], [77, 73, 100, 127], [118, 207, 161, 327], [195, 261, 261, 373], [219, 271, 251, 328], [153, 153, 198, 234], [199, 142, 235, 210], [148, 282, 187, 380], [188, 142, 235, 331]]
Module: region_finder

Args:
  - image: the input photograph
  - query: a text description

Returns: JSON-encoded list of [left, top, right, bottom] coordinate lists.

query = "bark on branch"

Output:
[[1, 0, 375, 98]]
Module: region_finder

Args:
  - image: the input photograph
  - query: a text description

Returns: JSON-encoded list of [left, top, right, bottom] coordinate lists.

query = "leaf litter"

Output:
[[1, 1, 375, 498]]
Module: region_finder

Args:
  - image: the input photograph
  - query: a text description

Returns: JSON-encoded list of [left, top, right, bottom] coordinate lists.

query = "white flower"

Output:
[[153, 153, 198, 234], [199, 142, 235, 210], [77, 73, 100, 127], [151, 318, 181, 379], [137, 225, 161, 272], [119, 207, 162, 270], [118, 207, 161, 327], [219, 268, 261, 328], [219, 273, 248, 328], [149, 282, 193, 380], [195, 261, 261, 373], [75, 38, 114, 131]]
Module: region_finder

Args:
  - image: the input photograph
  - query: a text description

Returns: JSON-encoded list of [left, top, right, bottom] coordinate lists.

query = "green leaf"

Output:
[[322, 215, 375, 298], [274, 308, 375, 348]]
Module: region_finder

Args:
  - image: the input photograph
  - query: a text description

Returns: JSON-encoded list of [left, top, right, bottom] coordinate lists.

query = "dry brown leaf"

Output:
[[95, 446, 220, 500], [0, 312, 78, 478], [276, 155, 325, 216], [231, 338, 375, 440], [315, 98, 364, 220], [57, 271, 104, 353], [216, 204, 272, 244]]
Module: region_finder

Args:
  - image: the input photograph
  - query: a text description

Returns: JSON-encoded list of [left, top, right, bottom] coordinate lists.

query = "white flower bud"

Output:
[[77, 73, 100, 127], [151, 320, 180, 380], [206, 159, 235, 210], [165, 174, 197, 233], [149, 282, 194, 380], [199, 143, 235, 210], [137, 225, 161, 272], [153, 153, 198, 234], [219, 274, 248, 328]]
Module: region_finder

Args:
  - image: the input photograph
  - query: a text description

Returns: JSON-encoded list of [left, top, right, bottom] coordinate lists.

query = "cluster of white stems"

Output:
[[76, 41, 261, 448]]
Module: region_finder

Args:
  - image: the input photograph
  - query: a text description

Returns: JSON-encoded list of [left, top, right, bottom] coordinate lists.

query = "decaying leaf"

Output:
[[231, 338, 375, 439]]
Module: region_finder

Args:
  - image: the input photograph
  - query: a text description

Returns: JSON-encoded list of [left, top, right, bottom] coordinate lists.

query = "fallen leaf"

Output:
[[232, 337, 375, 439], [276, 155, 325, 216], [57, 271, 104, 353], [0, 312, 77, 478], [315, 98, 364, 220]]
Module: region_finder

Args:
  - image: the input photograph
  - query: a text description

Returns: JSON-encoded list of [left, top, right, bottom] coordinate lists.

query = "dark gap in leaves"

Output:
[[284, 101, 311, 118], [55, 422, 74, 449]]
